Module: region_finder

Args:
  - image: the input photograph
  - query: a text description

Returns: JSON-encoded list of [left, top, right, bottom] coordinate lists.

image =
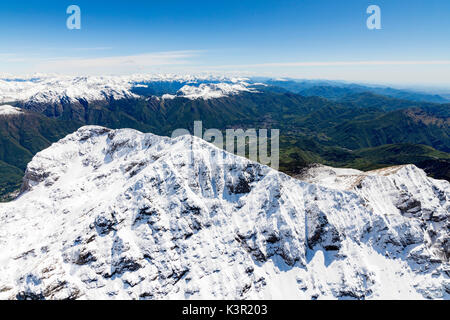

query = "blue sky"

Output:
[[0, 0, 449, 85]]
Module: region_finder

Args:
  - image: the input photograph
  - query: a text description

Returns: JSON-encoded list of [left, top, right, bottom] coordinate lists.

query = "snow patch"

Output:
[[0, 105, 22, 116]]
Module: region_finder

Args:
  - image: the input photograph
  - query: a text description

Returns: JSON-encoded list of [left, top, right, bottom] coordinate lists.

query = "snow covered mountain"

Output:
[[162, 82, 258, 100], [0, 126, 448, 300], [0, 75, 139, 105], [0, 74, 254, 106]]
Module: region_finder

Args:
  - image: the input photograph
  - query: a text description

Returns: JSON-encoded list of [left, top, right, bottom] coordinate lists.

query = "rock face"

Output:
[[0, 127, 448, 300]]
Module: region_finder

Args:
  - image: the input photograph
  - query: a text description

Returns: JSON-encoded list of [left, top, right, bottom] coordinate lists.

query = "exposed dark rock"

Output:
[[112, 257, 141, 275], [16, 291, 45, 300], [306, 206, 342, 251], [228, 176, 252, 194], [395, 192, 422, 216], [235, 234, 267, 262], [75, 249, 97, 265], [94, 214, 116, 236]]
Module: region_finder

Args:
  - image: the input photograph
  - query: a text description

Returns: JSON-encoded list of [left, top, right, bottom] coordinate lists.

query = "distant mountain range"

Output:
[[265, 79, 450, 103], [0, 75, 449, 200]]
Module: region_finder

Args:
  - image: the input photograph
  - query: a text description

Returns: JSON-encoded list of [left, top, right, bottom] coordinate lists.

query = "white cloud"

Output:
[[36, 51, 200, 74], [1, 51, 200, 75]]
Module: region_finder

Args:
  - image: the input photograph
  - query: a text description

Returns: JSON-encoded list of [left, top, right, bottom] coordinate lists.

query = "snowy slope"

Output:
[[0, 127, 448, 300]]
